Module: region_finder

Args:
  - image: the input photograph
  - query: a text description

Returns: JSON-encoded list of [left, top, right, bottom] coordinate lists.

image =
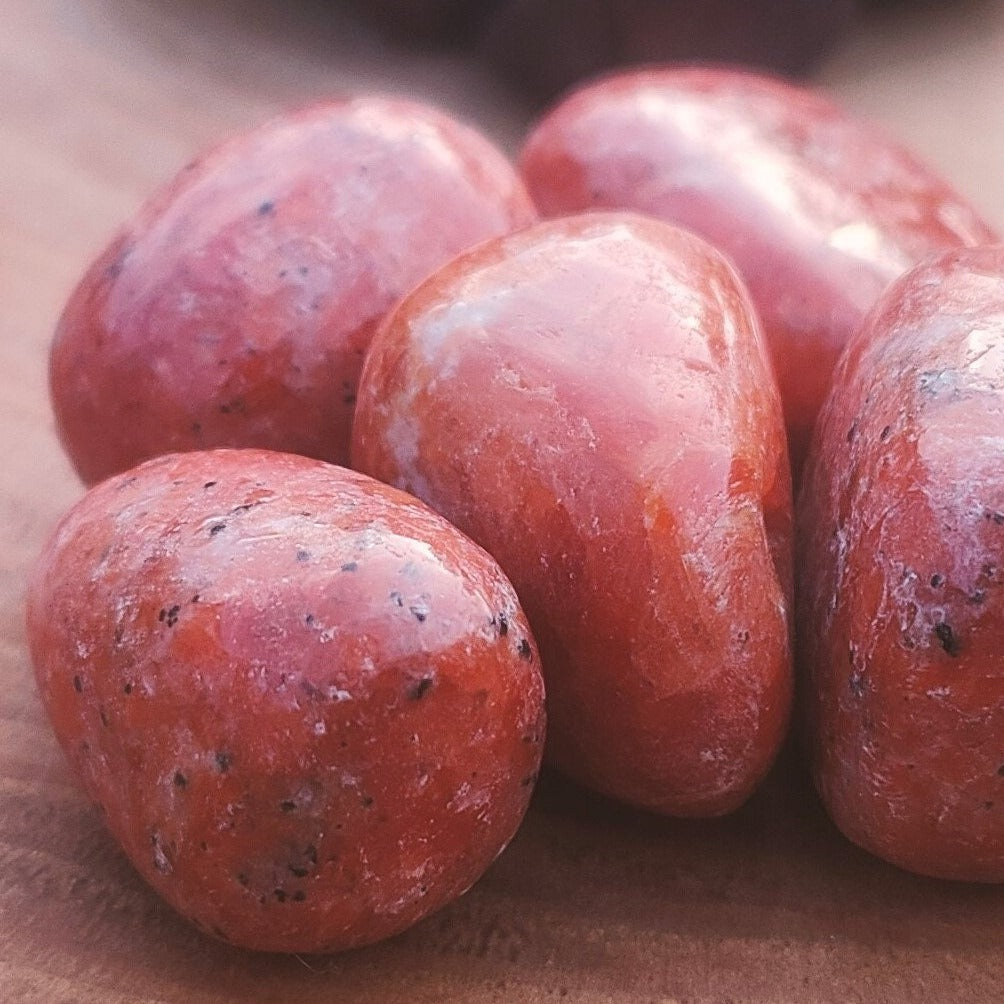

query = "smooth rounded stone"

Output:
[[798, 246, 1004, 881], [26, 449, 545, 951], [519, 68, 997, 479], [51, 97, 536, 484], [353, 212, 794, 818]]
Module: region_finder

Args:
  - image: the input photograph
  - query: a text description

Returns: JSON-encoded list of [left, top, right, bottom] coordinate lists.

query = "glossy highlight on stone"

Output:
[[353, 212, 793, 817], [519, 68, 997, 478], [798, 246, 1004, 881], [26, 449, 545, 951], [50, 97, 537, 484]]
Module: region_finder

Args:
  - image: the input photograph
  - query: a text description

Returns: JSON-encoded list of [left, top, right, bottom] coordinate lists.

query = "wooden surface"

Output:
[[3, 1, 1004, 1000]]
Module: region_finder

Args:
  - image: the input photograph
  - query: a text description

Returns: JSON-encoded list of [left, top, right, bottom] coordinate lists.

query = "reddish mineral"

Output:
[[26, 449, 545, 951], [519, 68, 996, 477], [50, 98, 537, 484], [798, 246, 1004, 881], [353, 212, 793, 817]]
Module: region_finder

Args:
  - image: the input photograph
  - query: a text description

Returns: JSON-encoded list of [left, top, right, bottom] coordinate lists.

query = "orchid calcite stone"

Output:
[[798, 246, 1004, 881], [27, 449, 545, 951], [353, 212, 793, 817], [51, 98, 536, 485], [519, 68, 997, 479]]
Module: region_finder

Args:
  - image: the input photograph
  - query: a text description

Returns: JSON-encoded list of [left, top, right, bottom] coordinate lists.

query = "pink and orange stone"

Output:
[[353, 212, 793, 817]]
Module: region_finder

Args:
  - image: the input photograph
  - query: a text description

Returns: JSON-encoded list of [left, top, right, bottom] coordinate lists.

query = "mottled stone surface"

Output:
[[798, 246, 1004, 881], [519, 68, 997, 478], [50, 98, 536, 484], [26, 449, 545, 951], [353, 212, 793, 817]]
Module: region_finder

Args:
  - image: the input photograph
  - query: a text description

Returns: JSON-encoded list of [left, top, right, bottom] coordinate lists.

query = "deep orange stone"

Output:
[[798, 246, 1004, 881], [353, 212, 793, 817], [51, 98, 536, 485], [519, 68, 997, 479]]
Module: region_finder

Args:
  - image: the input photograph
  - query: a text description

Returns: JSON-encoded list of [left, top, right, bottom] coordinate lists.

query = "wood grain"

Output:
[[2, 1, 1003, 1001]]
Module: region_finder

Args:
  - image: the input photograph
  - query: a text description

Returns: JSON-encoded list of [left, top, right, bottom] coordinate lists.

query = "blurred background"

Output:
[[352, 0, 878, 103]]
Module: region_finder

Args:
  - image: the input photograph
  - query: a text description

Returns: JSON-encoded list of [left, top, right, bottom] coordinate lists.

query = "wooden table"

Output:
[[3, 1, 1003, 1000]]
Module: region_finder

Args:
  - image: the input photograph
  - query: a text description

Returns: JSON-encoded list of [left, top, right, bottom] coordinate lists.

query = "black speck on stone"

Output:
[[289, 864, 309, 878], [306, 844, 318, 865], [410, 604, 427, 623], [215, 751, 232, 773], [846, 421, 857, 444], [280, 800, 296, 813], [123, 682, 133, 695], [292, 890, 306, 902], [204, 481, 217, 489], [517, 638, 533, 662], [174, 771, 187, 789], [73, 675, 83, 693], [298, 265, 309, 277], [296, 549, 311, 563], [880, 425, 891, 441], [997, 764, 1004, 777], [494, 612, 509, 637], [343, 392, 357, 405], [340, 561, 358, 572], [985, 801, 995, 810], [390, 590, 404, 607], [257, 200, 276, 216], [408, 676, 434, 701], [305, 613, 315, 626], [361, 795, 374, 808], [274, 889, 287, 903], [237, 872, 250, 887], [930, 574, 945, 588], [934, 621, 961, 657], [165, 605, 181, 628]]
